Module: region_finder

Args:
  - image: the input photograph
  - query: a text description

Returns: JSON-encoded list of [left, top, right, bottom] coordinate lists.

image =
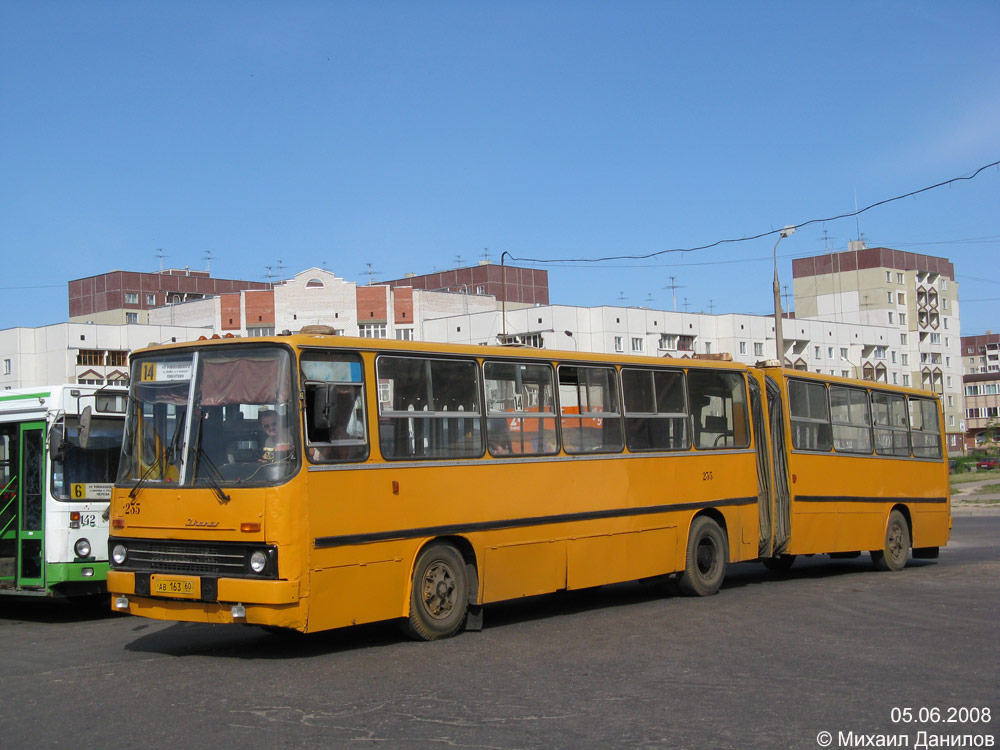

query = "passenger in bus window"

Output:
[[487, 418, 512, 455], [259, 409, 291, 462]]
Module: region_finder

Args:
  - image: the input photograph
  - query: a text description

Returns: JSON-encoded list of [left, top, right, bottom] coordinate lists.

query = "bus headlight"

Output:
[[111, 543, 127, 566], [74, 538, 92, 558], [249, 551, 268, 574]]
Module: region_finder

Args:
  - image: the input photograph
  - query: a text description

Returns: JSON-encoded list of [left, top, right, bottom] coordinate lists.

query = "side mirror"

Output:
[[48, 422, 67, 462], [78, 406, 93, 451], [311, 386, 332, 430]]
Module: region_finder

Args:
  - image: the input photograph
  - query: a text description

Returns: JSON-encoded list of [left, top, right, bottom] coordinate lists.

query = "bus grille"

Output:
[[123, 540, 251, 576]]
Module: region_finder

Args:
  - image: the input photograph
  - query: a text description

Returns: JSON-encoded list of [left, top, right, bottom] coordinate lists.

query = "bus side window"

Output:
[[377, 356, 483, 460], [557, 365, 623, 454], [688, 370, 751, 450], [301, 353, 368, 463], [908, 396, 941, 458], [622, 368, 689, 452], [872, 391, 910, 456], [787, 379, 833, 452], [484, 361, 558, 457]]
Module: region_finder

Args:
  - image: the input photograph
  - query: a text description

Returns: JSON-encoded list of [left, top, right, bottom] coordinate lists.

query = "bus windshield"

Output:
[[118, 346, 297, 488], [51, 416, 123, 500]]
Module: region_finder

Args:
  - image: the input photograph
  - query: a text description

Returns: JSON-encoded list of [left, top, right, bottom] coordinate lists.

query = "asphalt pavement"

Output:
[[0, 514, 997, 750]]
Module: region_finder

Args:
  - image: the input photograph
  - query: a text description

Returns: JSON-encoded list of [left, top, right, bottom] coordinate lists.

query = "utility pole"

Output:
[[772, 225, 796, 364]]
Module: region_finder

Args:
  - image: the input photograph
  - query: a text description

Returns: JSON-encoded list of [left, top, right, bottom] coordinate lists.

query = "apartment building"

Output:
[[961, 332, 1000, 449], [381, 260, 548, 308], [68, 268, 271, 325], [792, 243, 962, 451], [0, 322, 212, 388], [148, 268, 498, 340]]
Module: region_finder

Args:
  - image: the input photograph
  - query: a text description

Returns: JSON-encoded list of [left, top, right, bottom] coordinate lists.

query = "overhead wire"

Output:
[[504, 159, 1000, 265]]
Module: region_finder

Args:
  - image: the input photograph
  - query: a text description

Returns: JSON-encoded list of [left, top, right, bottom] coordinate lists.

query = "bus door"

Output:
[[765, 377, 791, 555], [0, 422, 46, 590], [748, 377, 772, 556]]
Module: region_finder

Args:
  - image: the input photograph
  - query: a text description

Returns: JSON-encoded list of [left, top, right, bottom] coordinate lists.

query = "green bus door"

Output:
[[17, 423, 46, 588], [0, 423, 45, 590]]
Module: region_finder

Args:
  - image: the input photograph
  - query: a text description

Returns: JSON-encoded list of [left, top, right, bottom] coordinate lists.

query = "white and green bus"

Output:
[[0, 385, 126, 598]]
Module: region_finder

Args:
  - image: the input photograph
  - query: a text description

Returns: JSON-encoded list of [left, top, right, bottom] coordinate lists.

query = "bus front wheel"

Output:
[[871, 510, 910, 572], [404, 543, 469, 641], [678, 516, 728, 596]]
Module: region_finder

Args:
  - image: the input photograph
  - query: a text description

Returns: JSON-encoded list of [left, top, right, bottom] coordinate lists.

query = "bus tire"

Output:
[[871, 509, 910, 572], [404, 543, 469, 641], [678, 516, 728, 596]]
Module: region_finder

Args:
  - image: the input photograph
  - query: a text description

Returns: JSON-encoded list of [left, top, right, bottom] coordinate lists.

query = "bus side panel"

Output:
[[785, 452, 949, 555], [909, 505, 951, 548], [567, 526, 677, 590], [307, 551, 410, 632], [482, 539, 566, 602]]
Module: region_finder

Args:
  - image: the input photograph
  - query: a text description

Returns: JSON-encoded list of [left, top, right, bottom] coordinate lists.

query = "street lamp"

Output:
[[773, 225, 796, 365], [564, 330, 577, 351]]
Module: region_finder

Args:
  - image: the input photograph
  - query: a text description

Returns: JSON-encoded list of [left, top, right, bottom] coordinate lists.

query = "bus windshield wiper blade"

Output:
[[128, 456, 161, 499], [189, 413, 230, 502], [194, 445, 230, 502]]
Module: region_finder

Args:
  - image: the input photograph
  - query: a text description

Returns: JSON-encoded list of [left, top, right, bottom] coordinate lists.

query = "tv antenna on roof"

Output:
[[664, 275, 686, 312], [204, 250, 215, 274], [364, 263, 379, 286], [155, 248, 166, 273]]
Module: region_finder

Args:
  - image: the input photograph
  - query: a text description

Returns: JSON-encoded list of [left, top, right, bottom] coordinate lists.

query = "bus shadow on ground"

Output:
[[0, 595, 115, 624], [121, 555, 937, 659]]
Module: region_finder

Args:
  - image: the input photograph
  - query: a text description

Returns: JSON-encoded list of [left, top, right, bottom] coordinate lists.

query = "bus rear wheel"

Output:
[[678, 516, 728, 596], [871, 510, 910, 572], [404, 543, 469, 641]]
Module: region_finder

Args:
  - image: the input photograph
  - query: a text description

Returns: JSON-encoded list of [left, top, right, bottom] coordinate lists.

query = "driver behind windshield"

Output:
[[258, 409, 292, 462]]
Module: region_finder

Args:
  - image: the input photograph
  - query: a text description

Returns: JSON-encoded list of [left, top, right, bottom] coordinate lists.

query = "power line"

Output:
[[505, 159, 1000, 265]]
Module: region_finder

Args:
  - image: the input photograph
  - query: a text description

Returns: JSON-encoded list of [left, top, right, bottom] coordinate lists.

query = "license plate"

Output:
[[150, 574, 200, 599]]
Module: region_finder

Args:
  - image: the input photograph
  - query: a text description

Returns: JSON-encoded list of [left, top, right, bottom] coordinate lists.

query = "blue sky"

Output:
[[2, 1, 998, 333]]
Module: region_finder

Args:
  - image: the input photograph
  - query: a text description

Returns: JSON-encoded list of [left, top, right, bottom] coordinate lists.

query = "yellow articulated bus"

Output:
[[107, 332, 950, 639]]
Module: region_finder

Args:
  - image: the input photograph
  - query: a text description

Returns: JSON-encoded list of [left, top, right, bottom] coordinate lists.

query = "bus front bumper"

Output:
[[107, 570, 304, 629]]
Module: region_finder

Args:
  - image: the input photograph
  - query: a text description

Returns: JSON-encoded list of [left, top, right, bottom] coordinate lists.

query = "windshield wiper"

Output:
[[128, 453, 163, 499], [189, 412, 230, 502], [128, 418, 181, 499]]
